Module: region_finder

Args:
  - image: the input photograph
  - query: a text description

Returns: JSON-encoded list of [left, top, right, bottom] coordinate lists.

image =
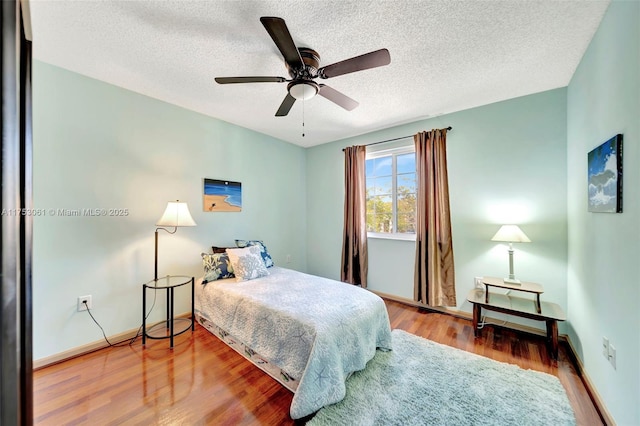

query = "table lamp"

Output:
[[491, 224, 530, 284], [155, 200, 196, 280]]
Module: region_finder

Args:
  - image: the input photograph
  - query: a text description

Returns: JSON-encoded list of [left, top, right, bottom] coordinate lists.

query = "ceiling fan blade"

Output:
[[260, 17, 304, 70], [215, 76, 287, 84], [318, 85, 359, 111], [318, 48, 391, 79], [275, 93, 296, 116]]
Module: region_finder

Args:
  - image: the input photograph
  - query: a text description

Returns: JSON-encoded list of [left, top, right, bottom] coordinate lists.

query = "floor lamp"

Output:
[[155, 200, 197, 280], [491, 224, 530, 285]]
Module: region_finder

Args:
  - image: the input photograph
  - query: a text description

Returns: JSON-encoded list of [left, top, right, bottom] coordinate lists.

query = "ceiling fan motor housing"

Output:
[[285, 47, 322, 100], [286, 47, 320, 79]]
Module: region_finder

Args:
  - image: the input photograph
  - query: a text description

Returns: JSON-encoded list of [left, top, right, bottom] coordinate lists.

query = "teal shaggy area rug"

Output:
[[307, 329, 575, 426]]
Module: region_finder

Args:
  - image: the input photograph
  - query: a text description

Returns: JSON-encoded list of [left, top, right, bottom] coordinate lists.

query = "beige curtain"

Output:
[[341, 145, 368, 287], [414, 129, 456, 306]]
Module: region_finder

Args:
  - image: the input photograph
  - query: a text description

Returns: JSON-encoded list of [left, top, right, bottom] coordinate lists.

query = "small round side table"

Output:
[[142, 275, 194, 348]]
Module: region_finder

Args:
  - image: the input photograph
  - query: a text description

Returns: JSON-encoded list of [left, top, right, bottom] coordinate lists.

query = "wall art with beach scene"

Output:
[[203, 178, 242, 212], [588, 134, 623, 213]]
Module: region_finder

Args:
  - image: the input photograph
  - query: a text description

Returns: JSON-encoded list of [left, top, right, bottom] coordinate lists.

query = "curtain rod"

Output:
[[342, 127, 452, 151]]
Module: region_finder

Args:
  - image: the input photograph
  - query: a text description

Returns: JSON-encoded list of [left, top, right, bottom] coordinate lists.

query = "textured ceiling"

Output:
[[30, 0, 610, 147]]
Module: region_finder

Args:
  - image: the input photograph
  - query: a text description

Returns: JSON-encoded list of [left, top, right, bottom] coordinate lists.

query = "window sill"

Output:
[[367, 232, 416, 242]]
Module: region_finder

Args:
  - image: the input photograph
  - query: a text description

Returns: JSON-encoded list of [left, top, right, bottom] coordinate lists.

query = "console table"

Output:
[[467, 287, 566, 359]]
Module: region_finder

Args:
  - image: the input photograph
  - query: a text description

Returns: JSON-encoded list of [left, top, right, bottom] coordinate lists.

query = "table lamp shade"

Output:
[[156, 201, 197, 227], [491, 225, 530, 243]]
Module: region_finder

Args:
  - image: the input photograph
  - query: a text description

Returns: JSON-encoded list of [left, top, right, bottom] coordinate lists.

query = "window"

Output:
[[365, 146, 416, 236]]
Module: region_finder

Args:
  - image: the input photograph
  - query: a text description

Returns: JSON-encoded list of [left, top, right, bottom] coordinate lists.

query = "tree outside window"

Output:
[[366, 149, 416, 235]]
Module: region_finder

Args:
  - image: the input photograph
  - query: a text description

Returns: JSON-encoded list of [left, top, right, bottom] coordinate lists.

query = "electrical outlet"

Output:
[[77, 295, 92, 312], [609, 344, 616, 370], [602, 337, 609, 359], [474, 277, 483, 289]]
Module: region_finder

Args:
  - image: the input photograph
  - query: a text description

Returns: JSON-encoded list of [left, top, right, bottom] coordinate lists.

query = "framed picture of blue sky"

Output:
[[203, 178, 242, 212], [588, 134, 623, 213]]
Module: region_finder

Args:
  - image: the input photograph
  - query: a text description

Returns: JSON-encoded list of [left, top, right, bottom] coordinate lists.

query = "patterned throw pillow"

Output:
[[235, 239, 274, 268], [201, 252, 234, 284], [226, 246, 269, 282]]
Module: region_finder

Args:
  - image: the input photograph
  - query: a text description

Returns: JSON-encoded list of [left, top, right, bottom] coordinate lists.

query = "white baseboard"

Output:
[[33, 313, 191, 370], [564, 337, 615, 425], [33, 329, 139, 370], [370, 289, 548, 337]]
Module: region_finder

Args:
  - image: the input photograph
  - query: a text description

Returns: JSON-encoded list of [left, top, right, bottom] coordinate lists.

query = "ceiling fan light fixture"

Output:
[[288, 80, 319, 100]]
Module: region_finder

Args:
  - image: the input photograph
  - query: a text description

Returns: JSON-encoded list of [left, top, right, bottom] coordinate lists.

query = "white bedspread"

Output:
[[195, 267, 392, 419]]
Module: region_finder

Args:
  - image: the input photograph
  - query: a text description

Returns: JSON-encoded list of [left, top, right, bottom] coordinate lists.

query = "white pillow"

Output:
[[226, 246, 269, 282]]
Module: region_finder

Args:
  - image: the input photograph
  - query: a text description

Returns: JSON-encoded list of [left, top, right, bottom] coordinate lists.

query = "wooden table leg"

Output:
[[473, 304, 481, 337], [546, 320, 558, 360]]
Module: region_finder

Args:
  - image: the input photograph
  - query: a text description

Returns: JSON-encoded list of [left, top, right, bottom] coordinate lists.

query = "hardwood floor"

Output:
[[33, 299, 603, 425]]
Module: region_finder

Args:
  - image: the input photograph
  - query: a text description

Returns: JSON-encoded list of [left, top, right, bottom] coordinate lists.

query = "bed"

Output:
[[195, 266, 393, 419]]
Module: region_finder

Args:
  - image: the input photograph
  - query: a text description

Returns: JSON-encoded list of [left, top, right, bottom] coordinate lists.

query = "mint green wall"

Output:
[[307, 89, 568, 330], [32, 62, 307, 359], [566, 1, 639, 424]]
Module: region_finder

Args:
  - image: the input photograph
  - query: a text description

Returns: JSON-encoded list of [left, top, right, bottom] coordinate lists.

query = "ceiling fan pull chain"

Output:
[[302, 97, 305, 137]]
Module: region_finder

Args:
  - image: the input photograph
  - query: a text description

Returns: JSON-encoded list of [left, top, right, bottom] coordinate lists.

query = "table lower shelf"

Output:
[[467, 289, 566, 359], [144, 318, 193, 340]]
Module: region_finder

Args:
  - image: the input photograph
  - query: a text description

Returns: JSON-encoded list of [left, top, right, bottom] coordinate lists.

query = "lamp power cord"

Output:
[[477, 290, 511, 329], [82, 291, 157, 347]]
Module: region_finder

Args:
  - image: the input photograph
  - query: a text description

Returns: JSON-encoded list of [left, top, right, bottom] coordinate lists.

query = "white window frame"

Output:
[[366, 144, 417, 241]]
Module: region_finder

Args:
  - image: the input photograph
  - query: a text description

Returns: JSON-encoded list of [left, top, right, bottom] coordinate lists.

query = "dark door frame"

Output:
[[2, 0, 33, 424]]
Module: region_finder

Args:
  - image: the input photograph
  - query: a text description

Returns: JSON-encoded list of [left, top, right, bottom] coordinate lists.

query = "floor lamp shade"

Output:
[[491, 225, 530, 284], [156, 201, 197, 227], [155, 201, 196, 280]]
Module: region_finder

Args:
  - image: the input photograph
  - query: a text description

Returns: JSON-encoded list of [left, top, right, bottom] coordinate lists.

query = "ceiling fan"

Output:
[[215, 16, 391, 117]]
